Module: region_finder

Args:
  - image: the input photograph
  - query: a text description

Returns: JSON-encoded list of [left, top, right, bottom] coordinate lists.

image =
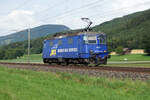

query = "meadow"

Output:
[[0, 54, 43, 63], [0, 66, 150, 100], [109, 54, 150, 61]]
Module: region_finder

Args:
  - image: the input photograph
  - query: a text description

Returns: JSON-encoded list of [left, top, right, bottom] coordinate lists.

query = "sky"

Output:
[[0, 0, 150, 36]]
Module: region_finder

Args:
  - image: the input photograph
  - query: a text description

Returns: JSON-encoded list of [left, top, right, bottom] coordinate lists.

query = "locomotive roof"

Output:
[[46, 32, 105, 40]]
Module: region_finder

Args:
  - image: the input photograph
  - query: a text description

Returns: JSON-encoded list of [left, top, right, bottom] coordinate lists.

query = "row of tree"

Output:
[[0, 36, 46, 60], [0, 48, 24, 59]]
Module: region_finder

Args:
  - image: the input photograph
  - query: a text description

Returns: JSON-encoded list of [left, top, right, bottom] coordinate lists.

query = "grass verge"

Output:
[[105, 63, 150, 68], [108, 54, 150, 61], [0, 66, 150, 100], [0, 54, 42, 63]]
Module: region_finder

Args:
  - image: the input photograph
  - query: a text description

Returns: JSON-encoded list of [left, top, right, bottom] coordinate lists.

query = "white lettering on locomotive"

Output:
[[57, 48, 78, 53]]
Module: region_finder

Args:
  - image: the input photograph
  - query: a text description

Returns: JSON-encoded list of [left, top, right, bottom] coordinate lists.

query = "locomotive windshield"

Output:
[[98, 35, 106, 44]]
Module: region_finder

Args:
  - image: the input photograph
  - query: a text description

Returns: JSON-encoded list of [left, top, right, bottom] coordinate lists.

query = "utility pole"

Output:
[[28, 26, 30, 63]]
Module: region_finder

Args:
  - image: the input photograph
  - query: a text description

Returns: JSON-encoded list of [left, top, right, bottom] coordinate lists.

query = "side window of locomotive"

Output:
[[49, 41, 53, 46], [83, 35, 88, 43], [58, 40, 62, 45], [68, 38, 73, 44], [87, 35, 97, 44]]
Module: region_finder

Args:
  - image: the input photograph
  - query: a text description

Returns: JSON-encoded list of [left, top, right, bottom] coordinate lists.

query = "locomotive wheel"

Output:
[[83, 63, 88, 66], [60, 59, 68, 66], [89, 58, 98, 65], [43, 59, 48, 64], [57, 62, 61, 65], [89, 57, 101, 66], [95, 61, 101, 66], [103, 58, 107, 65], [61, 62, 68, 66]]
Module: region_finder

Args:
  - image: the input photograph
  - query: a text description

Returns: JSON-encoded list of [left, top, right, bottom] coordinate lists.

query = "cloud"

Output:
[[46, 0, 150, 29], [84, 0, 150, 28], [0, 0, 150, 36], [0, 10, 40, 36]]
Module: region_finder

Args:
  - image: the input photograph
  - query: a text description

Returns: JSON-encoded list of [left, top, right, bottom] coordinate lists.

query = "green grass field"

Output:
[[0, 54, 43, 63], [0, 66, 150, 100], [106, 54, 150, 67], [105, 63, 150, 68], [108, 54, 150, 61]]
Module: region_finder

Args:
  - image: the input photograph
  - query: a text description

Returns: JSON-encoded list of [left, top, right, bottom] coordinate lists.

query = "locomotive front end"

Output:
[[83, 33, 110, 65]]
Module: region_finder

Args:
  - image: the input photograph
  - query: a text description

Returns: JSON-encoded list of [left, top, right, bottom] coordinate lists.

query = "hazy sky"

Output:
[[0, 0, 150, 36]]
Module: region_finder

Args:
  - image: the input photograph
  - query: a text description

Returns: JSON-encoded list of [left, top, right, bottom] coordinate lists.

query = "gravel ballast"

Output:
[[0, 64, 150, 81]]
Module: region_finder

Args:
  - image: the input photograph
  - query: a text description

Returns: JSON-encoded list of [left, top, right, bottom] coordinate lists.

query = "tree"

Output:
[[142, 34, 150, 55], [0, 49, 5, 59], [115, 46, 124, 55], [14, 48, 24, 57], [2, 48, 24, 60], [4, 49, 16, 59]]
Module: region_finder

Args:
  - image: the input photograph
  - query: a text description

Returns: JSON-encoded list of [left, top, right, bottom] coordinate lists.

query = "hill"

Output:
[[92, 9, 150, 50], [0, 24, 70, 46]]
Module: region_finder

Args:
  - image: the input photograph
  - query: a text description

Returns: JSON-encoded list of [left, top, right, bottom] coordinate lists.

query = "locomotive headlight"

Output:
[[104, 50, 107, 52], [90, 50, 93, 54]]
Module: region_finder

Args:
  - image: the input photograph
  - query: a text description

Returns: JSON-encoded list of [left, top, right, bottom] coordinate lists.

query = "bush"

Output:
[[142, 34, 150, 55], [115, 46, 124, 55], [0, 48, 24, 60], [0, 49, 5, 59]]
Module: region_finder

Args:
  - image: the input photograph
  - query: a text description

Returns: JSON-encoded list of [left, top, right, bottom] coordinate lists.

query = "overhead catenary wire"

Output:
[[40, 0, 106, 22], [20, 0, 150, 32], [13, 0, 32, 10], [34, 0, 66, 16], [44, 1, 150, 27], [89, 1, 150, 18], [2, 0, 150, 36], [1, 0, 71, 35], [6, 0, 32, 13], [49, 0, 107, 21], [39, 0, 150, 25], [1, 0, 106, 34]]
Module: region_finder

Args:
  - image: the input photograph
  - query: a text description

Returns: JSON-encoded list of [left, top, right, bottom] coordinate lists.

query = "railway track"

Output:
[[0, 62, 150, 74], [1, 62, 150, 80]]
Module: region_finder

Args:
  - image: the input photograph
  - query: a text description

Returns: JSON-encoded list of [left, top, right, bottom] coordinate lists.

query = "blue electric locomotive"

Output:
[[42, 18, 110, 66], [42, 32, 110, 65]]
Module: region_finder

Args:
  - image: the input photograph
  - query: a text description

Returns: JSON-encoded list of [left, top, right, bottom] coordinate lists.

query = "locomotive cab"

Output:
[[81, 33, 109, 65]]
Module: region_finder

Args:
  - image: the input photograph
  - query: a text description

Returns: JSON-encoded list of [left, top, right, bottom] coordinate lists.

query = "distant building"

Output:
[[110, 52, 116, 55], [110, 49, 145, 55], [123, 48, 130, 54], [130, 49, 145, 54]]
